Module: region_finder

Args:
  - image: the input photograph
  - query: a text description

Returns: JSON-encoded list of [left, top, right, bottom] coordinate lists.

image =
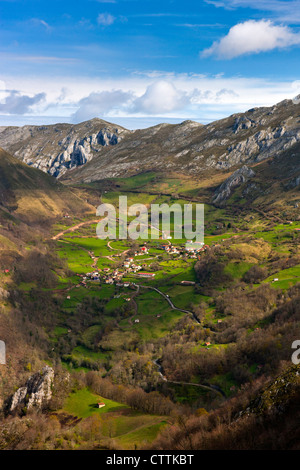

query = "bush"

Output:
[[242, 265, 268, 284]]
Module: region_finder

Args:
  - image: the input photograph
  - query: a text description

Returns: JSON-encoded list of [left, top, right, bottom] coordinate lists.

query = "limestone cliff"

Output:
[[9, 366, 54, 412]]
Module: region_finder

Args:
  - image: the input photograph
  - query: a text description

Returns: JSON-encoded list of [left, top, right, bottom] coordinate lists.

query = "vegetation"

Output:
[[0, 161, 299, 450]]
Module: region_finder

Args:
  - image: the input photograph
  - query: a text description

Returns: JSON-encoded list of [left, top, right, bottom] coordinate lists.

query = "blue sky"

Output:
[[0, 0, 300, 128]]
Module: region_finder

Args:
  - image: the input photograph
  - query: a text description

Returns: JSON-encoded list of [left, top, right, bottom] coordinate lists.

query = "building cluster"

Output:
[[74, 241, 210, 288], [160, 242, 209, 259]]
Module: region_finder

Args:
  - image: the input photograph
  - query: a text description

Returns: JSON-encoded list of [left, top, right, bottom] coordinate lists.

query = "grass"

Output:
[[49, 187, 300, 399], [72, 346, 109, 361], [263, 264, 300, 289], [117, 421, 167, 449], [224, 261, 253, 279], [63, 388, 128, 418], [61, 387, 167, 449]]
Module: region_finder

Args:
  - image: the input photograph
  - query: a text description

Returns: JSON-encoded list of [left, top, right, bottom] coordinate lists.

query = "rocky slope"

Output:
[[212, 165, 256, 204], [62, 96, 300, 183], [1, 97, 300, 186], [9, 366, 54, 412], [241, 364, 300, 417], [0, 119, 130, 178]]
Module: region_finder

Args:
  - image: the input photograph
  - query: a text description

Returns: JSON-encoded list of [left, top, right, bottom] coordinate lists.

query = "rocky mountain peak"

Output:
[[0, 120, 130, 178], [1, 97, 300, 183]]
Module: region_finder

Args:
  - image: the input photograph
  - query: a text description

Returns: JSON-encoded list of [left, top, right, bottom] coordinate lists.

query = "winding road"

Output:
[[153, 360, 226, 397], [52, 218, 101, 241], [133, 283, 201, 324]]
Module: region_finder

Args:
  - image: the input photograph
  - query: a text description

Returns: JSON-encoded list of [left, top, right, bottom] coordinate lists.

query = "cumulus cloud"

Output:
[[132, 81, 189, 114], [202, 19, 300, 58], [72, 89, 134, 122], [0, 90, 46, 114], [97, 13, 116, 26]]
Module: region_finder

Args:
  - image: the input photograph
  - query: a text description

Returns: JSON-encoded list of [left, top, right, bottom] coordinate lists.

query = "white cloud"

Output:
[[72, 89, 134, 122], [2, 73, 300, 125], [132, 81, 189, 114], [0, 90, 46, 114], [202, 19, 300, 58], [97, 13, 116, 26]]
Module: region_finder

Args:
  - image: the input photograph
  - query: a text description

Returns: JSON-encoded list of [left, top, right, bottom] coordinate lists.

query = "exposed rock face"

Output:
[[10, 366, 54, 412], [213, 165, 256, 204], [0, 97, 300, 182], [63, 97, 300, 183], [0, 119, 130, 178]]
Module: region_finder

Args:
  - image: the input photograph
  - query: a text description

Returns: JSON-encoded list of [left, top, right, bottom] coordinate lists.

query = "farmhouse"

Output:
[[97, 402, 106, 409], [161, 244, 170, 252]]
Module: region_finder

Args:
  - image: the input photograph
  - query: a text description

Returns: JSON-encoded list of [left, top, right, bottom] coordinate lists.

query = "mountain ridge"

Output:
[[0, 118, 130, 178], [0, 97, 299, 183]]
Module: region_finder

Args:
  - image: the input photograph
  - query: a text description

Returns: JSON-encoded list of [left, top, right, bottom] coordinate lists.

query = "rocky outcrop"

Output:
[[213, 165, 255, 205], [0, 119, 130, 178], [9, 366, 54, 412], [241, 364, 300, 417], [63, 97, 300, 183], [233, 116, 256, 133], [1, 96, 300, 182]]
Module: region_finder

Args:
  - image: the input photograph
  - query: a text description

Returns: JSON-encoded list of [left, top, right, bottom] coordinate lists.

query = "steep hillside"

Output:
[[211, 143, 300, 214], [0, 148, 93, 224], [150, 364, 300, 450], [0, 119, 130, 178]]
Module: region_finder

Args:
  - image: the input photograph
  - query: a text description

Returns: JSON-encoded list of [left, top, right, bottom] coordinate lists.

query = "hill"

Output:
[[0, 147, 94, 224], [60, 97, 300, 184], [0, 98, 300, 186], [0, 119, 130, 178]]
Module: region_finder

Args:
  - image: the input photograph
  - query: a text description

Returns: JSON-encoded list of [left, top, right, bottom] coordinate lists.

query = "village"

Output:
[[74, 241, 210, 288]]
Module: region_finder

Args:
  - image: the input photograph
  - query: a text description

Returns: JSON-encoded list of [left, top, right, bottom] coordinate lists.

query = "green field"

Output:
[[61, 388, 167, 449]]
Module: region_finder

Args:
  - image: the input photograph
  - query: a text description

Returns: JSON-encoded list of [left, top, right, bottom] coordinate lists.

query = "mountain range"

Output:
[[0, 97, 299, 188]]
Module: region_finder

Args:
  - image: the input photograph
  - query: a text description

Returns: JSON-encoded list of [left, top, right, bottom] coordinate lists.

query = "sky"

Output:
[[0, 0, 300, 128]]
